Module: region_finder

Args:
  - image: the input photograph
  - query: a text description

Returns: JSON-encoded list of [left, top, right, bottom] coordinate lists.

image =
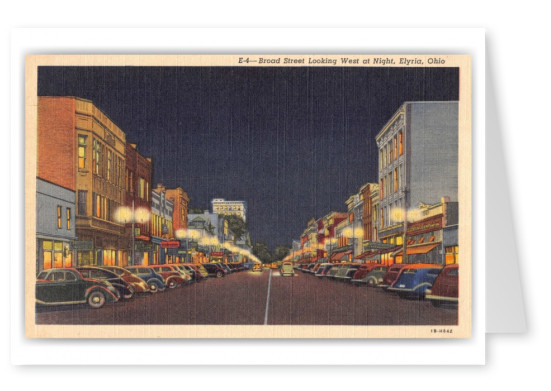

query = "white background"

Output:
[[2, 1, 547, 388]]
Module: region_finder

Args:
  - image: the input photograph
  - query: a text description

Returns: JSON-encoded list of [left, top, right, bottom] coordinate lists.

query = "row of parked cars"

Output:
[[35, 262, 248, 309], [296, 261, 458, 307]]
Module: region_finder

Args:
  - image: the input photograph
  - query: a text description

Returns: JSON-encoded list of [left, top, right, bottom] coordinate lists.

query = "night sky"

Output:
[[38, 66, 459, 250]]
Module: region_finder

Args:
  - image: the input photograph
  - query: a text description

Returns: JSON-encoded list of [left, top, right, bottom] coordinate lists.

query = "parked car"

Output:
[[334, 263, 361, 282], [425, 264, 459, 307], [99, 265, 151, 294], [387, 264, 443, 299], [351, 264, 388, 286], [379, 263, 407, 290], [180, 264, 206, 282], [217, 263, 232, 274], [280, 261, 295, 277], [325, 263, 344, 279], [251, 263, 264, 273], [315, 263, 332, 278], [148, 265, 189, 288], [77, 267, 135, 300], [125, 266, 167, 292], [36, 268, 120, 309], [204, 262, 227, 277], [192, 263, 210, 279], [172, 264, 198, 282]]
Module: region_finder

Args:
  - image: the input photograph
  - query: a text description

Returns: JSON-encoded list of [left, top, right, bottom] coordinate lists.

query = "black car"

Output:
[[202, 263, 226, 278], [36, 268, 120, 309], [77, 267, 135, 300]]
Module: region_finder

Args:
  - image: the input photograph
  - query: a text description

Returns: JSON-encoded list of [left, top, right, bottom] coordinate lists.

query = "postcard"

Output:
[[25, 54, 471, 339]]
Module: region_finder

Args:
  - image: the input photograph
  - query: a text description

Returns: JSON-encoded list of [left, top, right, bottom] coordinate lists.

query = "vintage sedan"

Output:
[[325, 263, 345, 279], [204, 262, 228, 277], [36, 268, 120, 309], [279, 261, 295, 277], [77, 267, 136, 300], [314, 263, 333, 278], [334, 263, 361, 282], [425, 264, 459, 307], [100, 265, 151, 294], [148, 265, 189, 288], [379, 263, 407, 290], [351, 264, 387, 286], [387, 264, 443, 299], [192, 263, 210, 279], [125, 266, 167, 292]]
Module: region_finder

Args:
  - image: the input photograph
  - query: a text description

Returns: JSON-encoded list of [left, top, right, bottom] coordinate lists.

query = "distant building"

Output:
[[166, 187, 190, 233], [152, 185, 174, 264], [211, 198, 247, 221], [375, 101, 458, 265]]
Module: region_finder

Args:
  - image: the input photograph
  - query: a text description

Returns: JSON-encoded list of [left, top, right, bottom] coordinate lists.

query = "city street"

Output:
[[36, 269, 458, 326]]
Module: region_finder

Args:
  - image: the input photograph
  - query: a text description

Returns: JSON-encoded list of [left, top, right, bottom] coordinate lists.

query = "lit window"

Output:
[[57, 206, 62, 228], [66, 208, 71, 230], [399, 132, 403, 155], [394, 168, 398, 192], [393, 136, 397, 161], [78, 135, 87, 169]]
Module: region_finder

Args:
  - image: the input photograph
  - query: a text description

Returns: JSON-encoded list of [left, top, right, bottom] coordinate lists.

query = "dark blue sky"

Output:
[[38, 66, 458, 250]]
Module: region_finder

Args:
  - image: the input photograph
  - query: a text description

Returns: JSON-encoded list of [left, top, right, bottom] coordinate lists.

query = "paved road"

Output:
[[36, 269, 457, 326]]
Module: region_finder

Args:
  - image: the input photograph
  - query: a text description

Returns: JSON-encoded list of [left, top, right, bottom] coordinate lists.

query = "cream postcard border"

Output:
[[25, 53, 472, 339]]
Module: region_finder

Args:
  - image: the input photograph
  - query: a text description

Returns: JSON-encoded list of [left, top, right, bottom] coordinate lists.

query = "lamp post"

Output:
[[115, 201, 150, 266]]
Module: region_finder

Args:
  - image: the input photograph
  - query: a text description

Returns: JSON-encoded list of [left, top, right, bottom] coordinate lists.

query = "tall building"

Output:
[[151, 185, 175, 264], [375, 101, 458, 265], [125, 143, 153, 265], [165, 187, 190, 232], [38, 96, 127, 267], [211, 198, 247, 221]]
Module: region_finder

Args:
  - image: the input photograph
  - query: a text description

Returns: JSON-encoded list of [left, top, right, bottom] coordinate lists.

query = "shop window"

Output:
[[78, 251, 95, 266], [43, 241, 53, 270], [57, 206, 62, 228], [78, 135, 87, 169], [445, 246, 459, 265], [65, 252, 72, 268]]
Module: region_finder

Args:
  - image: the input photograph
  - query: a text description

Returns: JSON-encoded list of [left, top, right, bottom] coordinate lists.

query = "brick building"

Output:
[[125, 143, 153, 265], [38, 96, 127, 267]]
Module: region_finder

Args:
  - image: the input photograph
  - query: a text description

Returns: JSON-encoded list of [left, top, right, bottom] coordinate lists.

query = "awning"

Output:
[[355, 250, 381, 260], [330, 250, 352, 261], [395, 243, 440, 256]]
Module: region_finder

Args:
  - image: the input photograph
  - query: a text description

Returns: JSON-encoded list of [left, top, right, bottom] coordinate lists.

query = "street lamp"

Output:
[[115, 201, 150, 266], [175, 228, 201, 263]]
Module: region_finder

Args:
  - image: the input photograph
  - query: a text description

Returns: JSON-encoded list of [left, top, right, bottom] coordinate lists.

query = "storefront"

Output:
[[75, 232, 127, 267], [37, 238, 73, 271]]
